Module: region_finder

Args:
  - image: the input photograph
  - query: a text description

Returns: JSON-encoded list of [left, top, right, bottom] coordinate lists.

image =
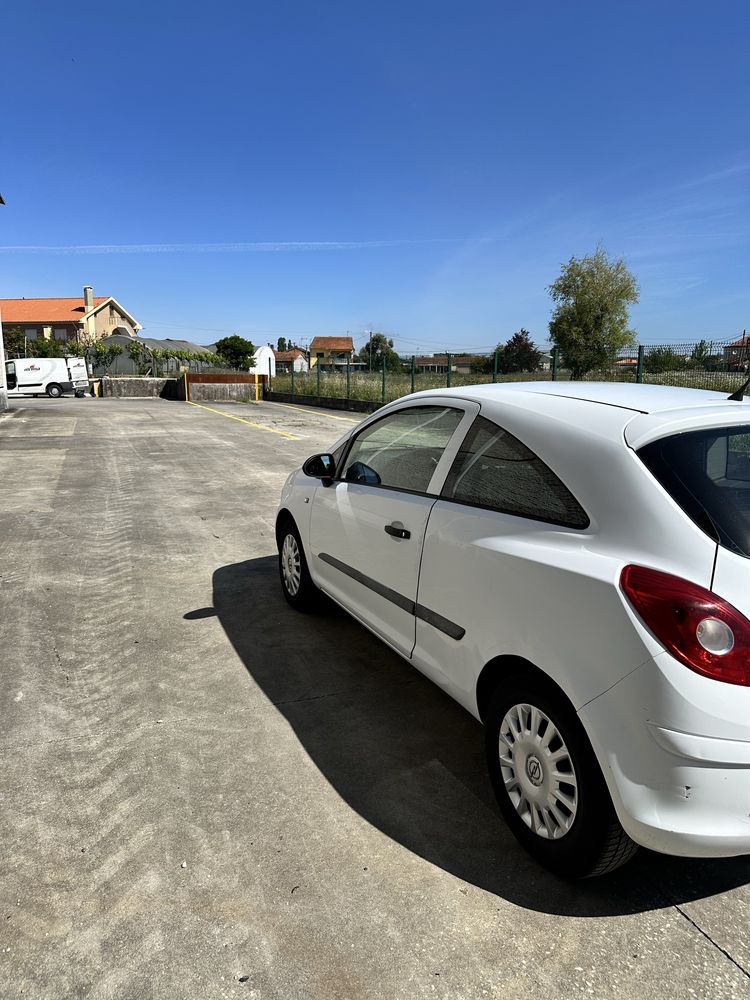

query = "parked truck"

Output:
[[4, 357, 90, 398]]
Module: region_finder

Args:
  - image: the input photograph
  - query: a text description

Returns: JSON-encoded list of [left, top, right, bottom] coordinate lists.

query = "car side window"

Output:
[[441, 415, 589, 529], [343, 405, 463, 493]]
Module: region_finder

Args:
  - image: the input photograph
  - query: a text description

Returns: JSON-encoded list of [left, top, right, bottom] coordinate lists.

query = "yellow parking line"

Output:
[[187, 401, 299, 438], [264, 399, 361, 423]]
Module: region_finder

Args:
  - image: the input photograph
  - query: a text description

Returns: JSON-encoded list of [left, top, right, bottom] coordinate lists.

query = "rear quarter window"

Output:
[[441, 415, 589, 529], [638, 425, 750, 558]]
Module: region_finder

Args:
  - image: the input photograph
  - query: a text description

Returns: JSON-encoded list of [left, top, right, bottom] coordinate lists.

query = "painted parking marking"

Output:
[[187, 401, 300, 438], [263, 400, 361, 424]]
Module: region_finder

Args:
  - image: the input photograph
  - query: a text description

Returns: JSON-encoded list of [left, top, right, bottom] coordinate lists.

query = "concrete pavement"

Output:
[[1, 397, 749, 999]]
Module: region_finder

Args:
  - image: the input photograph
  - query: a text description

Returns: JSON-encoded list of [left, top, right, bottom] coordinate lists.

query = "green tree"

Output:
[[3, 326, 27, 356], [90, 341, 123, 373], [500, 329, 542, 373], [358, 332, 403, 372], [126, 340, 153, 375], [689, 339, 710, 369], [548, 247, 639, 379], [215, 334, 256, 369], [470, 353, 493, 374], [277, 336, 288, 352], [645, 346, 687, 375], [30, 337, 68, 358]]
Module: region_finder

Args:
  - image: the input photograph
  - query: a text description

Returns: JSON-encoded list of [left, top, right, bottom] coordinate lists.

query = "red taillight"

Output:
[[620, 565, 750, 686]]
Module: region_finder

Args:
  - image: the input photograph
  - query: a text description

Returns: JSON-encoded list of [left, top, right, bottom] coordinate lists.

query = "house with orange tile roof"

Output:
[[309, 335, 354, 368], [0, 285, 141, 346], [273, 347, 309, 372], [723, 333, 750, 369]]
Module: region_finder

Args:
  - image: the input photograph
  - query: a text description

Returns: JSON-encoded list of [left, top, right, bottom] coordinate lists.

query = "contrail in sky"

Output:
[[0, 238, 483, 255]]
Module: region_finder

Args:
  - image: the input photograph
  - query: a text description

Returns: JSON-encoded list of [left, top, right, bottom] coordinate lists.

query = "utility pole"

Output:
[[0, 193, 7, 412]]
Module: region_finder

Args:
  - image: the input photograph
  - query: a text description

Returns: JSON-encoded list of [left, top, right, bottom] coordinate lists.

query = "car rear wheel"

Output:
[[46, 384, 63, 398], [278, 519, 319, 612], [485, 677, 637, 878]]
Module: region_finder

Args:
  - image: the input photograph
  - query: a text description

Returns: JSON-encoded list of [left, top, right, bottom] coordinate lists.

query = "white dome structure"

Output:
[[250, 344, 276, 377]]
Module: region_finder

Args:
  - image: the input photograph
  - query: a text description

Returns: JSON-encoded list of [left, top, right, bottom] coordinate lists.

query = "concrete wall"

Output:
[[269, 391, 381, 413], [188, 382, 261, 402], [102, 377, 178, 399]]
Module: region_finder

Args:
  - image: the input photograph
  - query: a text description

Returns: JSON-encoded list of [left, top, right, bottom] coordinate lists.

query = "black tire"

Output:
[[46, 384, 63, 398], [485, 676, 637, 878], [278, 518, 320, 612], [75, 390, 86, 398]]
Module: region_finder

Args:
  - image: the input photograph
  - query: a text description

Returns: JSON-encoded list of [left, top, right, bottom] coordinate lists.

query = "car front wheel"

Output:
[[46, 384, 63, 398], [485, 677, 637, 878], [278, 520, 319, 612]]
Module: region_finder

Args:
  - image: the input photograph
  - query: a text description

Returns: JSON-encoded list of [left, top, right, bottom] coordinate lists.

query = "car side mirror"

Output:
[[302, 453, 336, 486]]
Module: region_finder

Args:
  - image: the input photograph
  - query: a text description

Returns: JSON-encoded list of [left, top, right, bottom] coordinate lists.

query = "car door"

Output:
[[5, 361, 18, 394], [413, 413, 592, 710], [308, 400, 478, 657]]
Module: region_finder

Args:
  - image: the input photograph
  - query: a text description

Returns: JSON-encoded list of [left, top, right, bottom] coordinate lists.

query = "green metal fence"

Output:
[[271, 335, 750, 407]]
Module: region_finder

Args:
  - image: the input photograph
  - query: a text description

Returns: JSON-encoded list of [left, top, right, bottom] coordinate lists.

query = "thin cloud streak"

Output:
[[0, 238, 488, 255]]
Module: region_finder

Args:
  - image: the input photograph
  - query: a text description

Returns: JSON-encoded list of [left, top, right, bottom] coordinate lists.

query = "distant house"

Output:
[[0, 286, 141, 345], [414, 355, 479, 374], [309, 336, 354, 368], [274, 348, 309, 373], [415, 355, 450, 373], [724, 334, 750, 369]]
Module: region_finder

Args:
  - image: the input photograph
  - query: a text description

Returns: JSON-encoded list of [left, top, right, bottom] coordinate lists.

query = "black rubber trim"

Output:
[[415, 603, 466, 640], [318, 552, 464, 640], [318, 552, 414, 612]]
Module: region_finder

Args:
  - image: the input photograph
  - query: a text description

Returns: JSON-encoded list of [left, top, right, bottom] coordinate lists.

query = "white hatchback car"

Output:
[[276, 382, 750, 877]]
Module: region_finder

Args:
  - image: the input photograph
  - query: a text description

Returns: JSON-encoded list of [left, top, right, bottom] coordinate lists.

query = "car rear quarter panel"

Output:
[[413, 414, 718, 716]]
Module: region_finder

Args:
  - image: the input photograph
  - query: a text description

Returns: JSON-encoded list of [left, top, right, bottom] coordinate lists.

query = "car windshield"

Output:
[[638, 424, 750, 558]]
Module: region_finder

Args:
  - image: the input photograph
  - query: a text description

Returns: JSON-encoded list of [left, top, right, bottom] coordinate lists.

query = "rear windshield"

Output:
[[638, 425, 750, 558]]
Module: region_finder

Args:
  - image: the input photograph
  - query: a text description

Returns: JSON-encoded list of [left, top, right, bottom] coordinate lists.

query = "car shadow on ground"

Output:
[[200, 555, 750, 917]]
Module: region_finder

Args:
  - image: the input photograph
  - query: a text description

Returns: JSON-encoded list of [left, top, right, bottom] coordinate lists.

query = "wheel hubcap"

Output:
[[281, 534, 301, 596], [498, 703, 578, 840]]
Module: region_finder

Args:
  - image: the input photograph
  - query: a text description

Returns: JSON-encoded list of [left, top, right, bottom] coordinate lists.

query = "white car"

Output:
[[276, 382, 750, 877]]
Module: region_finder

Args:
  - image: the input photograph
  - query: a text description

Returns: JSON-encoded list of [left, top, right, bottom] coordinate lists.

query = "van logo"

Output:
[[25, 364, 40, 371]]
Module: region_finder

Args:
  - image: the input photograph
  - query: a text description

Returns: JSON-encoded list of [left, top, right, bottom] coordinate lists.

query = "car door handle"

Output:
[[384, 523, 410, 539]]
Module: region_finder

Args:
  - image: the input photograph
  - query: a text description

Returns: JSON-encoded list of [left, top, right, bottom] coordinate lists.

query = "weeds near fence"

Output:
[[272, 336, 749, 407]]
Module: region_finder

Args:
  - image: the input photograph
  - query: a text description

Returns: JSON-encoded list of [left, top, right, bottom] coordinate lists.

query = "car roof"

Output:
[[421, 380, 731, 412], [405, 381, 750, 449]]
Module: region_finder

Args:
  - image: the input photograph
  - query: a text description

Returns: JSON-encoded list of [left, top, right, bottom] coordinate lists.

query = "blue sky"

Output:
[[1, 0, 748, 354]]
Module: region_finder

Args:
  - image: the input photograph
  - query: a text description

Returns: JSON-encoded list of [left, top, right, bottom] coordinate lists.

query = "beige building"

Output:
[[309, 336, 355, 368], [0, 286, 141, 346]]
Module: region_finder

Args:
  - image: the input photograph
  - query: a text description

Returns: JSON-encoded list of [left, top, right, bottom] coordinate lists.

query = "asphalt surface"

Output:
[[1, 396, 750, 1000]]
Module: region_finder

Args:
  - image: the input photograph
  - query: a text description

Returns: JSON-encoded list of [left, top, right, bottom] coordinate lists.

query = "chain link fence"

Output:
[[270, 335, 750, 406]]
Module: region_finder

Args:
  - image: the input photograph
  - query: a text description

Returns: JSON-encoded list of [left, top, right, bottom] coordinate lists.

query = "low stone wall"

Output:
[[269, 391, 382, 414], [102, 377, 178, 399], [188, 382, 261, 403]]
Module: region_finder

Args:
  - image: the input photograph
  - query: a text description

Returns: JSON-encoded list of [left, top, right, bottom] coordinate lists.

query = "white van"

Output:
[[5, 357, 90, 398]]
